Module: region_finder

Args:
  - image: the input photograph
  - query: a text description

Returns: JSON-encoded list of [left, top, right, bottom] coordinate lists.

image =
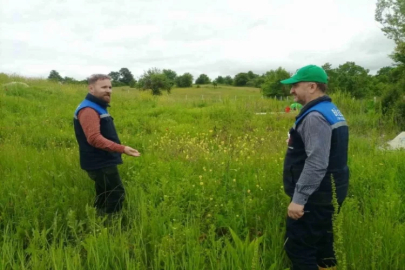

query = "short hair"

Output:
[[316, 83, 327, 93], [87, 74, 111, 85]]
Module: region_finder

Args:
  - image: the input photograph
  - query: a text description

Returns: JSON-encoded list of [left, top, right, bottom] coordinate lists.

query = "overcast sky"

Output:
[[0, 0, 396, 80]]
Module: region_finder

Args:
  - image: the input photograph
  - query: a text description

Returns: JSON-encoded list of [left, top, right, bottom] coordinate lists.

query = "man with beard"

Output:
[[74, 74, 140, 215]]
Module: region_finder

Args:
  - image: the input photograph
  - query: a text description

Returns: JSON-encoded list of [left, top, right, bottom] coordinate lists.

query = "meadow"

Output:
[[1, 73, 405, 269]]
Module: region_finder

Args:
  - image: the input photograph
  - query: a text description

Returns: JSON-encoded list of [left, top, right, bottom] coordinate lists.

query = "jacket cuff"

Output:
[[292, 192, 309, 205], [117, 144, 126, 153]]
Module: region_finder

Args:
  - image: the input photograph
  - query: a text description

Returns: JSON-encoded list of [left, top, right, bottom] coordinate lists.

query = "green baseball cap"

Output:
[[280, 65, 328, 84]]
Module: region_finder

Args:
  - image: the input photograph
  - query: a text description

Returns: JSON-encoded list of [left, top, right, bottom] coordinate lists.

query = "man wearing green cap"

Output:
[[281, 65, 349, 270]]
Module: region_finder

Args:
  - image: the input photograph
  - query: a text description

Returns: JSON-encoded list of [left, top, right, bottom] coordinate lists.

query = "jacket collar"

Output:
[[85, 93, 110, 108], [296, 95, 331, 120]]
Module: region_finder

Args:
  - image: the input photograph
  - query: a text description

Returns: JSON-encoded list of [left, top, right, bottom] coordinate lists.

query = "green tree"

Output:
[[246, 80, 256, 87], [139, 68, 172, 95], [389, 65, 405, 83], [252, 75, 265, 88], [48, 70, 63, 82], [119, 68, 136, 87], [108, 71, 120, 82], [195, 74, 211, 84], [163, 69, 177, 87], [391, 41, 405, 64], [375, 0, 405, 43], [247, 71, 258, 80], [376, 66, 396, 84], [375, 1, 405, 65], [245, 71, 262, 87], [233, 73, 249, 86], [223, 76, 233, 85], [212, 80, 218, 88], [261, 67, 290, 97], [215, 76, 225, 84], [176, 73, 193, 87], [334, 62, 373, 98], [321, 63, 338, 93], [381, 86, 401, 114], [375, 0, 405, 127]]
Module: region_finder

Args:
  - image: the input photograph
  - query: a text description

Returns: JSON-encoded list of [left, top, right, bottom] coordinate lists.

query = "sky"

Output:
[[0, 0, 396, 81]]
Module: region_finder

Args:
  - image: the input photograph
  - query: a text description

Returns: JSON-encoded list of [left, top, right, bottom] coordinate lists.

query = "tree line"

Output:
[[47, 0, 405, 108], [47, 61, 403, 99]]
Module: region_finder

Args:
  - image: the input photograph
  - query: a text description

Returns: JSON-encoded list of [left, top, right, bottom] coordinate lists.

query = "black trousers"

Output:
[[86, 165, 125, 214], [284, 203, 337, 270]]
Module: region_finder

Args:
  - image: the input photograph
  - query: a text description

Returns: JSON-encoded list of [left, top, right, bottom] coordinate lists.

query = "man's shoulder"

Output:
[[78, 107, 100, 120], [79, 107, 98, 114], [302, 111, 328, 123], [297, 111, 330, 133], [305, 111, 326, 119]]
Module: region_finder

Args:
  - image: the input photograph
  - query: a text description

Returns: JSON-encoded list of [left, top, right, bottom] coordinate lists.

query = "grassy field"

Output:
[[1, 73, 405, 269]]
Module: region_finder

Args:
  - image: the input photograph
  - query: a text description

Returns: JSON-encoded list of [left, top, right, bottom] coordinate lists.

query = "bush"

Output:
[[176, 73, 193, 88], [138, 68, 172, 95], [195, 74, 210, 85], [261, 68, 290, 97], [112, 81, 127, 87], [380, 85, 405, 129], [245, 80, 256, 87], [393, 101, 405, 129], [381, 87, 401, 114]]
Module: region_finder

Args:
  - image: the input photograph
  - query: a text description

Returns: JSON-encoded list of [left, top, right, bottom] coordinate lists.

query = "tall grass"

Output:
[[1, 74, 405, 269]]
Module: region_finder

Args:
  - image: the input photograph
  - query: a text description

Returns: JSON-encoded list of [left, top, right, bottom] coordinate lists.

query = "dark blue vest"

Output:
[[73, 94, 123, 171], [283, 96, 349, 205]]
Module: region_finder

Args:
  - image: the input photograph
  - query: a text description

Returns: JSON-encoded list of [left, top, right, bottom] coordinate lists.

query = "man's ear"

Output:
[[88, 84, 93, 93], [309, 82, 317, 93]]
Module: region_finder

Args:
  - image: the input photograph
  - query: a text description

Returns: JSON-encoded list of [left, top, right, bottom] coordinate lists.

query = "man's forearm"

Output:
[[78, 108, 125, 153]]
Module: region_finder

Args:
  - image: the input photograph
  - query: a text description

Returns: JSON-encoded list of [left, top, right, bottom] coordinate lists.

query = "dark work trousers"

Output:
[[284, 203, 338, 270], [86, 166, 125, 214]]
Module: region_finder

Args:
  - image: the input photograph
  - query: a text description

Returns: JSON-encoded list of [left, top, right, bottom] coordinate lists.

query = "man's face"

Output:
[[89, 79, 112, 103], [290, 82, 315, 105]]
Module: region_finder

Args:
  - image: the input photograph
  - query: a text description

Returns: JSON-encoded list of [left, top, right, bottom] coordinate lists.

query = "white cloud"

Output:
[[0, 0, 396, 80]]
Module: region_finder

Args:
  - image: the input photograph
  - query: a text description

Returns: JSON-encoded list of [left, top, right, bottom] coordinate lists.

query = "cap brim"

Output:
[[280, 77, 299, 84]]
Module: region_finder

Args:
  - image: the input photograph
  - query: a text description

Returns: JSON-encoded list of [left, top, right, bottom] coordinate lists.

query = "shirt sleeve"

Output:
[[292, 111, 332, 205], [78, 108, 125, 153]]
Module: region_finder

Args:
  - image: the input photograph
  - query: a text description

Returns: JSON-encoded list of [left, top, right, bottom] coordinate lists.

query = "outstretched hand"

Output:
[[124, 146, 141, 157]]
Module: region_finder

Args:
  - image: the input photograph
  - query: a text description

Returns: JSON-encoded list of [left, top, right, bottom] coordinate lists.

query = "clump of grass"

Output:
[[331, 175, 347, 270]]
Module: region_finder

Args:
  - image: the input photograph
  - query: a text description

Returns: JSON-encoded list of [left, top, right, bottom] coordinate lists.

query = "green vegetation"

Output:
[[1, 73, 405, 269]]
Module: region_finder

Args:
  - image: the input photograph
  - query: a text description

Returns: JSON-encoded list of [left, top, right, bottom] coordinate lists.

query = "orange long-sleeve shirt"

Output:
[[78, 108, 125, 153]]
